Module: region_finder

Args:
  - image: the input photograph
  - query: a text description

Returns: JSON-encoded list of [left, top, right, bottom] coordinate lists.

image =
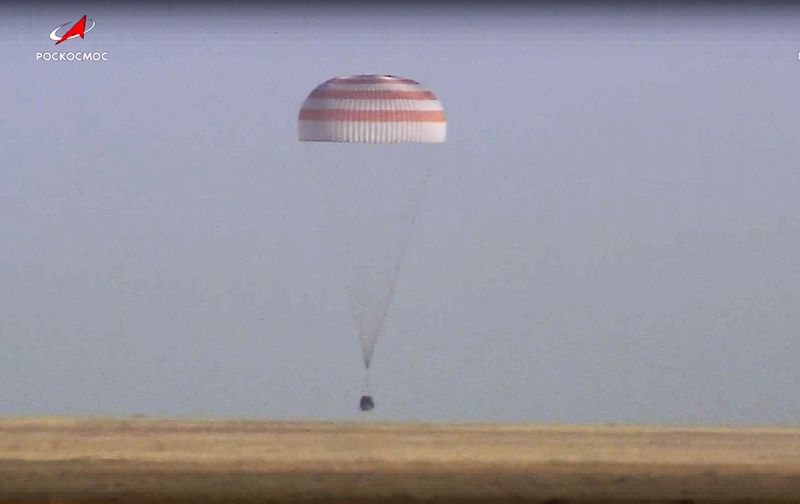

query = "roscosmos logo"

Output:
[[36, 15, 108, 62], [49, 15, 96, 45]]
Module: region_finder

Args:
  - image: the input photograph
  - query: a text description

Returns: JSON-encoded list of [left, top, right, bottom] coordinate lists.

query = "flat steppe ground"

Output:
[[1, 417, 800, 503]]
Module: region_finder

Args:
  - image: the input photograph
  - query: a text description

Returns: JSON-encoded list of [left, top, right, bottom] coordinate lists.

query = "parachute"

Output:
[[298, 75, 447, 411]]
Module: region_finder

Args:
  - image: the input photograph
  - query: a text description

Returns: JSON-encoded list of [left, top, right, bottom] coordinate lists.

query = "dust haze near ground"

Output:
[[1, 4, 800, 423]]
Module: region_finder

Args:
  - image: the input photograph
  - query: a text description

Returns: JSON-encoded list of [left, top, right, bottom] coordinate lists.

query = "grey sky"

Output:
[[1, 5, 799, 424]]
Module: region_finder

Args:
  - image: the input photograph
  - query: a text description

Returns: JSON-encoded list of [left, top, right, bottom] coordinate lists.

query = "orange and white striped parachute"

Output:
[[298, 74, 446, 410], [298, 74, 446, 143]]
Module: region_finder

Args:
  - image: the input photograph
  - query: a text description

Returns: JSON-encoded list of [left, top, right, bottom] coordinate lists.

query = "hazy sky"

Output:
[[1, 3, 799, 424]]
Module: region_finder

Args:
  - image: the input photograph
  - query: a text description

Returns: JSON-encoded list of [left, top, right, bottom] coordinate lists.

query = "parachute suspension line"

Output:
[[343, 240, 371, 367], [360, 163, 434, 368], [308, 158, 371, 369], [363, 366, 372, 394], [308, 156, 434, 372]]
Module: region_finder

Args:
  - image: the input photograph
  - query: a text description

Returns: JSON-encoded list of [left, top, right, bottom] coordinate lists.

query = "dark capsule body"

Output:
[[359, 395, 375, 411]]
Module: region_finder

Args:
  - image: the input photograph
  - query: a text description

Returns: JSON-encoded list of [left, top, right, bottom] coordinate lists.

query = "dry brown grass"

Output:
[[1, 417, 799, 503]]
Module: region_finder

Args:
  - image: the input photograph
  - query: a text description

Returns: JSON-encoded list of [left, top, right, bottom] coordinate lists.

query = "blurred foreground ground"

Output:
[[1, 417, 799, 503]]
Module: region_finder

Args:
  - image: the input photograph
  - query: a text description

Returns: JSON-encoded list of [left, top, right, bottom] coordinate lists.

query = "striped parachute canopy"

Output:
[[298, 74, 446, 143]]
